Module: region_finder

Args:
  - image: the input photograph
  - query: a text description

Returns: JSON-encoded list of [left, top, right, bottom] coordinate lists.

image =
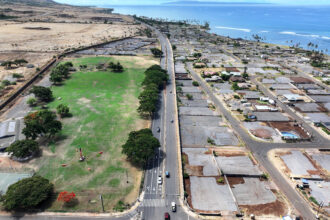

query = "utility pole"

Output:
[[126, 170, 129, 183], [316, 201, 323, 219], [100, 194, 105, 212]]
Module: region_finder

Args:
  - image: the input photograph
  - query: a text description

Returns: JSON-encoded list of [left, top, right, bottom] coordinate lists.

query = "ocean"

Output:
[[102, 4, 330, 53]]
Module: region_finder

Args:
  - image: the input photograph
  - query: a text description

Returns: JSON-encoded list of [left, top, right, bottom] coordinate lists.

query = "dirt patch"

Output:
[[185, 165, 203, 176], [227, 177, 245, 187], [268, 122, 309, 139], [123, 166, 142, 204], [251, 128, 272, 139], [212, 149, 246, 157], [240, 199, 287, 216]]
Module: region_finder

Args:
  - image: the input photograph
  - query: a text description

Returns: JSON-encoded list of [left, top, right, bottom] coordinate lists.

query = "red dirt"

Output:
[[240, 199, 287, 216], [268, 122, 309, 139], [186, 165, 203, 176], [227, 177, 245, 187], [251, 128, 272, 139]]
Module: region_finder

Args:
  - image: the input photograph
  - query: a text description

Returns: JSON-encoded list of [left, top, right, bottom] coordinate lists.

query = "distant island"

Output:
[[163, 1, 271, 6]]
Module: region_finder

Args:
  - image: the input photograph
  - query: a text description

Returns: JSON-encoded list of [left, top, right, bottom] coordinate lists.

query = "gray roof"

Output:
[[276, 77, 293, 84], [0, 120, 17, 138]]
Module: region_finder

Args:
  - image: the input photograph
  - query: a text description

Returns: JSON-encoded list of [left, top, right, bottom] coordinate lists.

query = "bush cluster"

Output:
[[50, 62, 73, 84]]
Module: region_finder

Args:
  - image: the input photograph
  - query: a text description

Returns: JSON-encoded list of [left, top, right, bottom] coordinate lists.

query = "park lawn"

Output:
[[35, 56, 158, 212]]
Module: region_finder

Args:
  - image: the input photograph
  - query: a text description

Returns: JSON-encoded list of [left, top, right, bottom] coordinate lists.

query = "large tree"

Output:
[[137, 84, 159, 116], [2, 176, 53, 211], [23, 110, 62, 140], [6, 140, 39, 159], [122, 129, 160, 167], [30, 86, 53, 102]]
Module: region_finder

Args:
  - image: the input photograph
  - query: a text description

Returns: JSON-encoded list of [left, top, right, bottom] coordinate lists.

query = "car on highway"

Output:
[[158, 175, 162, 185], [157, 127, 160, 132], [171, 202, 176, 212], [171, 119, 174, 123], [164, 212, 170, 219], [165, 171, 170, 178]]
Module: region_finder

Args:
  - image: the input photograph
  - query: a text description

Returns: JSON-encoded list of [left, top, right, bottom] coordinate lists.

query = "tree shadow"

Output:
[[145, 149, 166, 170]]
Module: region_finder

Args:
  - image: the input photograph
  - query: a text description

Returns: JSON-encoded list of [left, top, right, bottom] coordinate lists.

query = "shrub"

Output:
[[27, 97, 37, 107], [186, 94, 193, 100], [114, 200, 126, 212], [6, 140, 39, 159], [192, 81, 199, 86], [183, 173, 189, 179], [261, 173, 269, 180], [2, 176, 53, 211], [217, 177, 224, 183], [57, 191, 76, 203], [207, 137, 215, 145], [2, 80, 11, 87], [12, 73, 23, 78], [233, 95, 240, 99], [56, 104, 70, 118], [309, 196, 319, 206], [150, 48, 163, 57], [30, 86, 53, 102]]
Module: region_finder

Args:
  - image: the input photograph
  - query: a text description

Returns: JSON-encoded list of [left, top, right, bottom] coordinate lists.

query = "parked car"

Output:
[[158, 175, 162, 185], [164, 212, 170, 220], [165, 171, 170, 178], [171, 202, 176, 212]]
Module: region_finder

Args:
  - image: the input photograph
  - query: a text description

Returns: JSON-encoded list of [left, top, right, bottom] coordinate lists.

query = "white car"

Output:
[[157, 175, 162, 185]]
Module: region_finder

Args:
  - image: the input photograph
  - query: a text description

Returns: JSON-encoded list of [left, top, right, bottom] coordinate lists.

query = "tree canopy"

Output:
[[30, 86, 53, 102], [6, 140, 39, 159], [108, 61, 124, 72], [50, 62, 72, 84], [23, 110, 62, 140], [138, 65, 167, 117], [122, 129, 160, 167], [2, 175, 53, 211]]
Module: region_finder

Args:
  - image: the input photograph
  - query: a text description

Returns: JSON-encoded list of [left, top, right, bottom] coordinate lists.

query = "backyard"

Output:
[[33, 56, 157, 211]]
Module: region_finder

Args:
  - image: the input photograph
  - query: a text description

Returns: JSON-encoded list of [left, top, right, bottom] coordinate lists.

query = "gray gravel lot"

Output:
[[183, 148, 219, 176], [232, 178, 276, 205], [281, 151, 317, 176], [190, 176, 238, 211], [311, 153, 330, 171], [179, 107, 218, 116], [215, 156, 262, 176], [181, 126, 239, 147], [180, 115, 222, 126]]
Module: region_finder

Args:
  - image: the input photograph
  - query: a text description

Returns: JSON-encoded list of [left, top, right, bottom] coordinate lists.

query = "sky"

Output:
[[54, 0, 330, 6]]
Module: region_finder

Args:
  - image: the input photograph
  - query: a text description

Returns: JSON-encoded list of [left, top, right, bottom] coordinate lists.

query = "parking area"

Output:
[[0, 172, 33, 193]]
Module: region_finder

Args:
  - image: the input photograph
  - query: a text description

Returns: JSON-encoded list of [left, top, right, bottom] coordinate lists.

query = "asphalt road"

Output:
[[186, 63, 329, 220]]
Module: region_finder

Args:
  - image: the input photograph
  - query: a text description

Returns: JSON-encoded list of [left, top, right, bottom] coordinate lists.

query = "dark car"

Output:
[[165, 171, 170, 178], [165, 212, 170, 219], [157, 127, 160, 132]]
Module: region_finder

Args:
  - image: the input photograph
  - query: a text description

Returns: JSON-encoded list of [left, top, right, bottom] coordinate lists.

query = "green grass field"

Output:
[[35, 56, 157, 211]]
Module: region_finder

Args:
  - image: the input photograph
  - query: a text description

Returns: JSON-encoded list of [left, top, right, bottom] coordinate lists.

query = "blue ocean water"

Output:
[[106, 4, 330, 53]]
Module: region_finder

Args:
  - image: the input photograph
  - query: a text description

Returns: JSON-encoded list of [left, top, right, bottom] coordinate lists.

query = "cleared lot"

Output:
[[181, 126, 239, 147], [215, 156, 262, 176], [190, 176, 238, 212], [179, 107, 218, 116], [180, 115, 222, 126], [231, 178, 276, 205], [281, 151, 318, 177]]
